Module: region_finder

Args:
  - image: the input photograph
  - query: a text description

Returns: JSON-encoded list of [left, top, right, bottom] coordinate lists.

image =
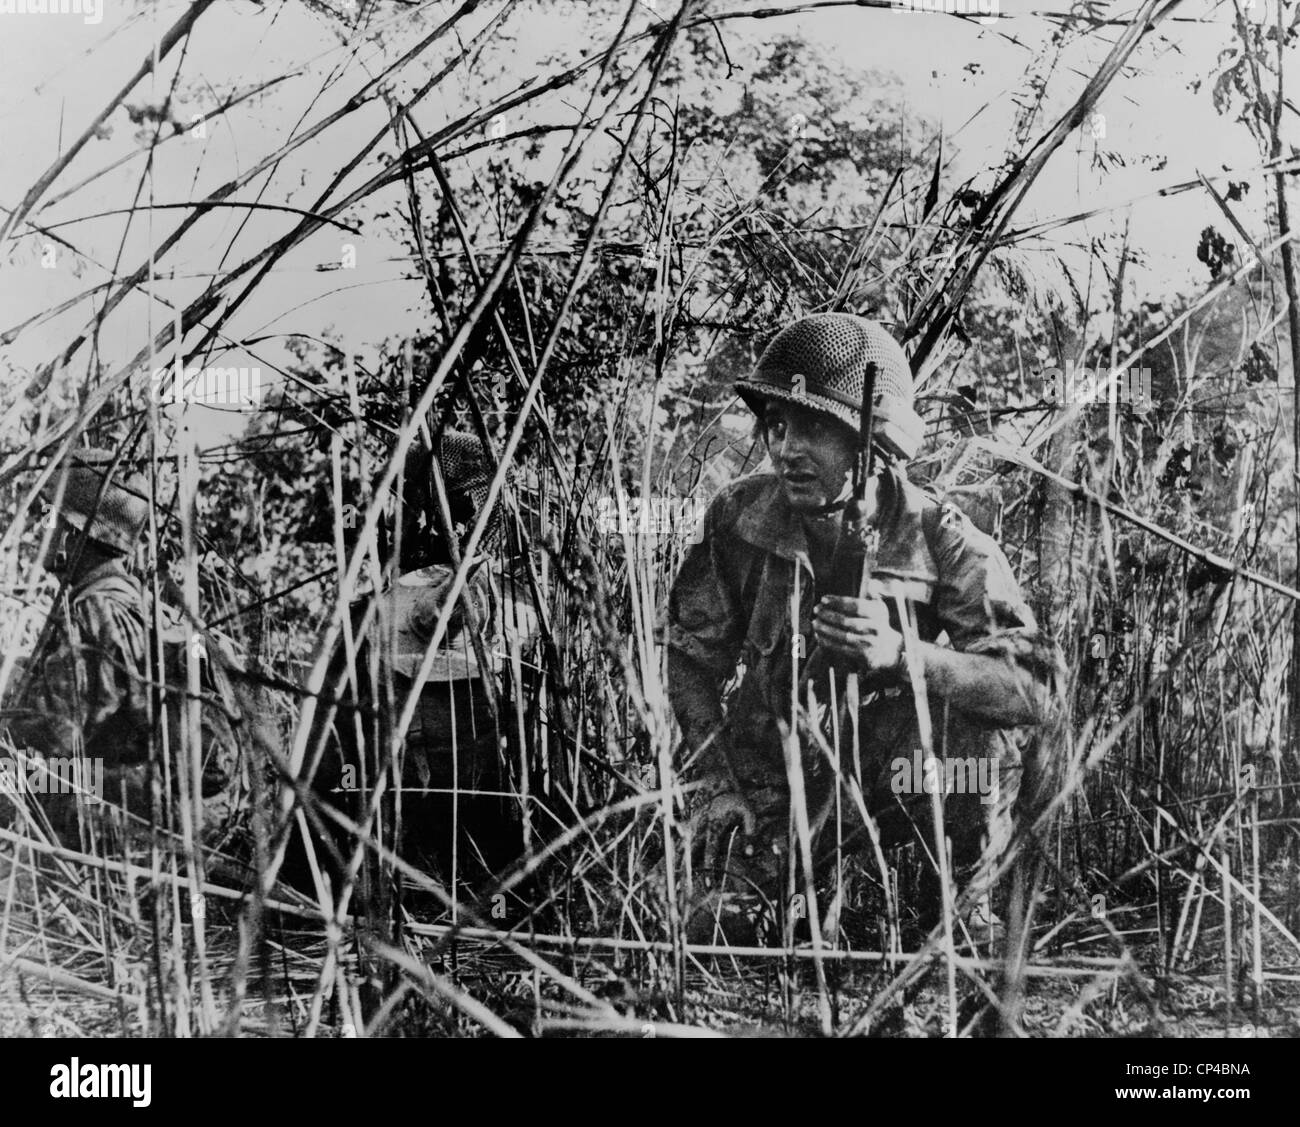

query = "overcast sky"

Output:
[[0, 0, 1284, 447]]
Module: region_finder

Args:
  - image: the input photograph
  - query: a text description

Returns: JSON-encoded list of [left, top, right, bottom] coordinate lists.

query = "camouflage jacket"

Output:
[[5, 561, 245, 808], [663, 468, 1061, 789], [6, 559, 151, 764]]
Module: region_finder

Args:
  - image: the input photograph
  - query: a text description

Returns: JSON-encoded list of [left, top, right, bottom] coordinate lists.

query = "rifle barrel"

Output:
[[798, 362, 879, 693]]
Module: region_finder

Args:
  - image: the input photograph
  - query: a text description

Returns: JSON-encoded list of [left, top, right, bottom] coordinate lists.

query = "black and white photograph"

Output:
[[0, 0, 1295, 1087]]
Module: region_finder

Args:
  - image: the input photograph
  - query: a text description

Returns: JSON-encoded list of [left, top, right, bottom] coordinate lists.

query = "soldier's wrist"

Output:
[[893, 638, 921, 684]]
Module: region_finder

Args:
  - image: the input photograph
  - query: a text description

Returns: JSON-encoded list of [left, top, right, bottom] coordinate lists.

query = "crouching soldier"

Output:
[[309, 430, 536, 893], [663, 314, 1064, 944], [1, 448, 247, 847]]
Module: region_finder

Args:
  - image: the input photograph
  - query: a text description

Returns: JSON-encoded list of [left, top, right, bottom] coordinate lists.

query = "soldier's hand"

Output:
[[690, 788, 758, 873], [813, 595, 903, 673]]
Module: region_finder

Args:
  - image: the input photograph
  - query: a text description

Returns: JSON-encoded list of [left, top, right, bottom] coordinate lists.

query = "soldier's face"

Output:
[[762, 401, 857, 512]]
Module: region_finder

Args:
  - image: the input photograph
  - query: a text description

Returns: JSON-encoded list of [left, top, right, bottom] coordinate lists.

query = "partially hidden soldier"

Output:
[[1, 448, 249, 848], [309, 430, 536, 891], [663, 314, 1065, 944]]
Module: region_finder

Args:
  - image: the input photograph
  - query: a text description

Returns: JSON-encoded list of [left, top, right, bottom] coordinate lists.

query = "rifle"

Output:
[[798, 360, 880, 698]]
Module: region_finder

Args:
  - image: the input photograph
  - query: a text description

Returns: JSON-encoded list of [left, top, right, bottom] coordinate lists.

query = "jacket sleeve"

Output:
[[6, 593, 151, 761], [922, 501, 1064, 726], [4, 624, 85, 757], [659, 490, 749, 679], [658, 487, 761, 779]]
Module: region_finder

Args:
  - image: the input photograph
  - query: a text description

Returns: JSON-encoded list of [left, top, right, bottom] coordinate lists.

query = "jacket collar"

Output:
[[733, 475, 812, 569], [70, 557, 141, 602], [733, 468, 939, 583]]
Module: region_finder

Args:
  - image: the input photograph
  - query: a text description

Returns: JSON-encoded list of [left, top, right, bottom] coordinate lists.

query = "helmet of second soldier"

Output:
[[43, 448, 150, 556], [735, 313, 924, 462], [400, 430, 506, 572]]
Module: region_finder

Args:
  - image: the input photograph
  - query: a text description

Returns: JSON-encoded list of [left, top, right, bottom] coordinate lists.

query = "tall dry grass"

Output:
[[1, 0, 1297, 1038]]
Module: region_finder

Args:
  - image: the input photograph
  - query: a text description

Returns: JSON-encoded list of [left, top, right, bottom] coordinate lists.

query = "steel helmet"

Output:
[[401, 430, 506, 568], [43, 448, 149, 554], [735, 313, 925, 461]]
